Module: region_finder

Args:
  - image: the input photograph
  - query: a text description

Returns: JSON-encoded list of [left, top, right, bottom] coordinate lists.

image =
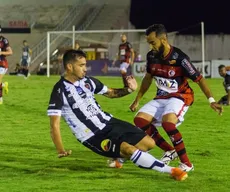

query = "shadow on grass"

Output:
[[0, 143, 167, 181]]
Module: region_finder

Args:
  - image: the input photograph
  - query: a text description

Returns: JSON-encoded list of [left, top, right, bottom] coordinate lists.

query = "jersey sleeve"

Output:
[[3, 37, 9, 47], [181, 57, 202, 82], [90, 77, 108, 94], [225, 75, 230, 91], [47, 84, 63, 116], [146, 51, 153, 74], [127, 42, 132, 49]]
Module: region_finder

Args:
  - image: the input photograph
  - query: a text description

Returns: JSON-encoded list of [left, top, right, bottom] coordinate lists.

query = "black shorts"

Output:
[[82, 117, 146, 158], [21, 59, 28, 67], [219, 95, 228, 105]]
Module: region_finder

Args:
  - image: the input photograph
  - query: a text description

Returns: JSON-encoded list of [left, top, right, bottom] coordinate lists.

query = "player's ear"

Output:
[[66, 63, 72, 70]]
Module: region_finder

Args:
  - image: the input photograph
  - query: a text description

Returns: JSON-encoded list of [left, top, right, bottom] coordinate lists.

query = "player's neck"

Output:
[[163, 44, 171, 58]]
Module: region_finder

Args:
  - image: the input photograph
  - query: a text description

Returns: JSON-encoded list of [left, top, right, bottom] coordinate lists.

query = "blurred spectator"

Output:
[[74, 41, 81, 50], [21, 40, 32, 78], [218, 64, 230, 105]]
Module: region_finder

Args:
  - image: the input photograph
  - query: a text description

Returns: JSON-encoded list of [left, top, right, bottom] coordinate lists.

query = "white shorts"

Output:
[[120, 62, 130, 73], [137, 98, 189, 127], [0, 67, 8, 75]]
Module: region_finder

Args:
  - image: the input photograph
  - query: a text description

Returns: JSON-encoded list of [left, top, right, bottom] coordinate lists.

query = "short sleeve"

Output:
[[47, 84, 64, 116], [3, 37, 9, 47], [181, 57, 202, 82], [146, 51, 153, 74], [127, 42, 132, 49], [90, 77, 108, 94], [225, 75, 230, 91]]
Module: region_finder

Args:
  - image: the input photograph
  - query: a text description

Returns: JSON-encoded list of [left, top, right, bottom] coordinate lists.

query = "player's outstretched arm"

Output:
[[197, 77, 223, 115], [103, 75, 138, 98], [49, 115, 71, 158], [129, 73, 152, 112]]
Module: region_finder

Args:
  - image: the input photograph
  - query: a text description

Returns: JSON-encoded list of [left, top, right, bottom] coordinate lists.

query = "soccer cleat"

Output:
[[161, 149, 178, 165], [107, 158, 123, 168], [178, 163, 194, 172], [171, 167, 188, 181], [3, 82, 8, 95]]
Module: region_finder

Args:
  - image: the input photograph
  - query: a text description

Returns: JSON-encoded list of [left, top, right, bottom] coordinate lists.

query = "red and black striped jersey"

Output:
[[146, 46, 202, 106], [0, 36, 10, 68], [118, 42, 132, 63]]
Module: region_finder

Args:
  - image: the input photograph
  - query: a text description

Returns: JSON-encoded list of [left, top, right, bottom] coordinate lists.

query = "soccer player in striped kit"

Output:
[[47, 49, 188, 181], [0, 35, 13, 104], [130, 24, 223, 172], [113, 34, 135, 87]]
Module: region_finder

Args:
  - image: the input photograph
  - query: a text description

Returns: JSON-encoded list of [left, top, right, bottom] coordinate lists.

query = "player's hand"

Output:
[[210, 102, 223, 115], [129, 100, 139, 112], [58, 150, 72, 158], [126, 75, 138, 91]]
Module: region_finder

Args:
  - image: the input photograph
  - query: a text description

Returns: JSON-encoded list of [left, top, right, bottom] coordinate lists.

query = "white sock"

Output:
[[130, 150, 172, 173], [2, 83, 5, 87]]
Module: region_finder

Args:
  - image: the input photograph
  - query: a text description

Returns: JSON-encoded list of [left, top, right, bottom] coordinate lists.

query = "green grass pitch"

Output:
[[0, 75, 230, 192]]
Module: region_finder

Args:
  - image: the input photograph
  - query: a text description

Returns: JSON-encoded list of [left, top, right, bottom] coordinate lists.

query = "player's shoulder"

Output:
[[225, 74, 230, 81], [126, 41, 132, 45], [172, 46, 191, 64], [52, 77, 64, 91], [86, 76, 101, 85], [84, 76, 96, 85], [146, 50, 155, 59], [0, 36, 9, 43]]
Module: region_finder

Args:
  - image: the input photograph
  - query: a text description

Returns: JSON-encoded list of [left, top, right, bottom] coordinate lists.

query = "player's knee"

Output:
[[135, 135, 155, 152], [120, 70, 126, 75], [134, 116, 151, 130]]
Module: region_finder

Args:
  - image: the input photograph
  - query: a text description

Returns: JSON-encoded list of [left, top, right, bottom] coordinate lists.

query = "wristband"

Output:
[[127, 88, 133, 93], [208, 97, 215, 104]]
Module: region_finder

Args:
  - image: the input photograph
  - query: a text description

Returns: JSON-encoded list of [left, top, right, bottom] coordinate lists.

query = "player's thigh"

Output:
[[162, 98, 189, 124], [0, 67, 7, 82], [134, 135, 155, 152], [120, 62, 129, 73], [82, 118, 146, 158], [137, 99, 164, 122]]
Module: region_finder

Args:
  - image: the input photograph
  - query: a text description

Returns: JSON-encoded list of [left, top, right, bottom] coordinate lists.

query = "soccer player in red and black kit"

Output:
[[0, 35, 13, 104], [218, 65, 230, 105], [113, 34, 135, 87], [129, 24, 223, 172]]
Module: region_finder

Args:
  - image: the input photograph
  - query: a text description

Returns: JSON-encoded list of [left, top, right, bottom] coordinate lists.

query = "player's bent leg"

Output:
[[120, 141, 188, 181], [0, 73, 4, 104], [3, 81, 8, 95], [134, 112, 174, 153], [120, 62, 129, 87], [162, 113, 193, 172], [120, 70, 128, 87]]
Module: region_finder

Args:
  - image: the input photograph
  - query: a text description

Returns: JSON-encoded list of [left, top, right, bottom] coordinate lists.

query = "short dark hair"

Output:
[[145, 24, 167, 37], [23, 40, 27, 43], [63, 49, 87, 69], [218, 64, 225, 70]]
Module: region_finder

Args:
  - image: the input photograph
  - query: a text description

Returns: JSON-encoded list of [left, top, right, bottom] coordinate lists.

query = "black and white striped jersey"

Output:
[[47, 76, 112, 142]]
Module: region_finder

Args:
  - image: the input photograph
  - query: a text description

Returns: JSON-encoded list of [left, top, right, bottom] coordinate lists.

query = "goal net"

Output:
[[46, 28, 178, 77]]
